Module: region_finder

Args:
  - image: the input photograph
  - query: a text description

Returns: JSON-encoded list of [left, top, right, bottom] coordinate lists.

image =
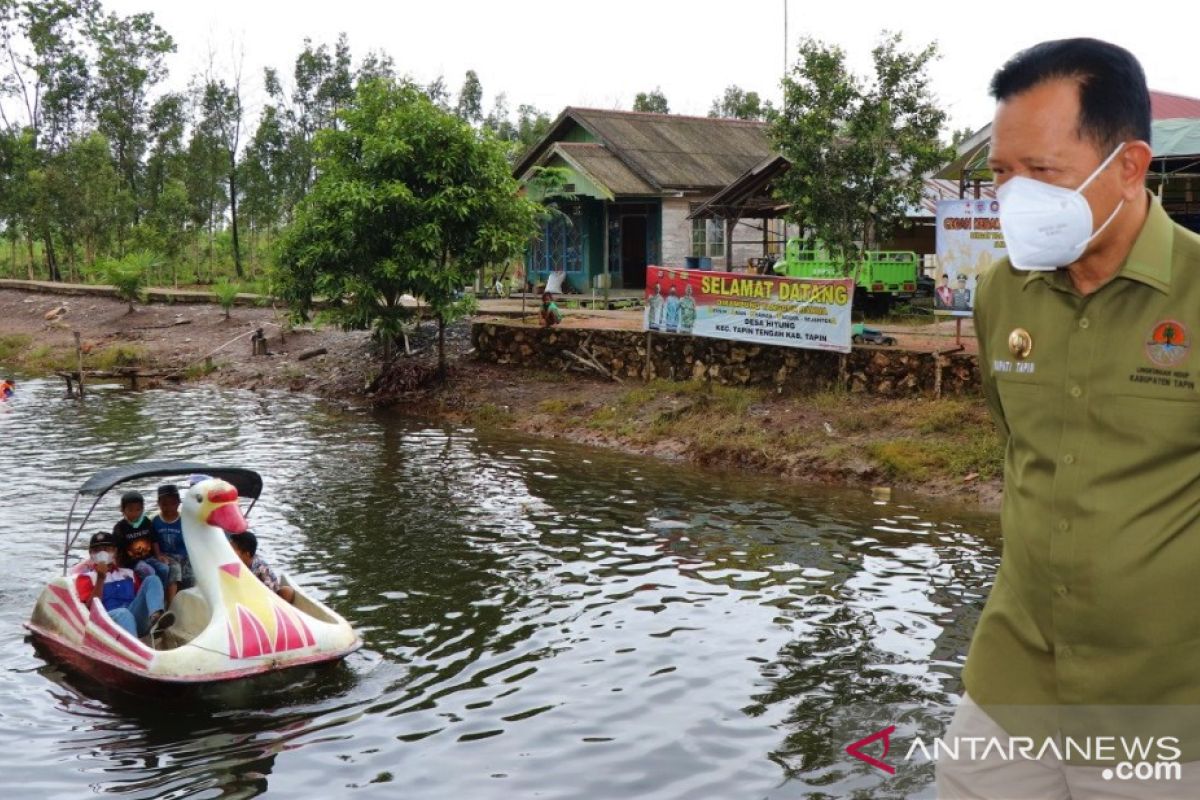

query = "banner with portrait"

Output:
[[643, 266, 853, 353], [934, 198, 1007, 317]]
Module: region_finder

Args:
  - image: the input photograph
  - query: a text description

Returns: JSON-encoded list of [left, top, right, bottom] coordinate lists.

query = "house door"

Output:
[[620, 216, 647, 288]]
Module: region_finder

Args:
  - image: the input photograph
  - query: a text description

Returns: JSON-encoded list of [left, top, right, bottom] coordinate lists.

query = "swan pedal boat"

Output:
[[27, 461, 361, 694]]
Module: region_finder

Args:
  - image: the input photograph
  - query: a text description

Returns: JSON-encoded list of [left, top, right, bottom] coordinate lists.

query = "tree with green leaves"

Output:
[[239, 102, 289, 268], [198, 72, 244, 277], [633, 87, 669, 113], [0, 0, 99, 279], [709, 85, 774, 120], [515, 104, 551, 150], [455, 69, 483, 123], [0, 128, 36, 276], [277, 78, 539, 373], [949, 126, 977, 149], [183, 92, 227, 282], [88, 8, 174, 230], [773, 32, 952, 268]]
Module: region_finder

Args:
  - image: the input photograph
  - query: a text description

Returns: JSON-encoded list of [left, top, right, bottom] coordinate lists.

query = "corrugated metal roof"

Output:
[[1151, 90, 1200, 121], [571, 108, 772, 191], [554, 142, 656, 196]]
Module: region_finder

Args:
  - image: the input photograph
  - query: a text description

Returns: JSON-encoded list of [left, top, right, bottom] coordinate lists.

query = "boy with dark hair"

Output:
[[151, 484, 190, 603], [228, 530, 295, 604], [113, 491, 175, 598]]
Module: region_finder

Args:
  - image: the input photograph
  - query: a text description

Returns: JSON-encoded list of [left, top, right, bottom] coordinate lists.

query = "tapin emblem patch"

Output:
[[1008, 328, 1033, 359], [1145, 320, 1190, 367]]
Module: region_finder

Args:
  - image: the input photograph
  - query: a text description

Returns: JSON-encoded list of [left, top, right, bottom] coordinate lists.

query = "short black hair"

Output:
[[229, 530, 258, 557], [990, 38, 1151, 151], [120, 491, 144, 509]]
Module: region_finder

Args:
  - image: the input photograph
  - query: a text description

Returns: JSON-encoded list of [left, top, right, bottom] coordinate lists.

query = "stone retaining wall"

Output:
[[472, 319, 981, 397]]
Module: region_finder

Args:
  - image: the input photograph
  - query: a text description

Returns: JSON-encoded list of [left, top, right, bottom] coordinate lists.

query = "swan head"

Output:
[[181, 477, 248, 534]]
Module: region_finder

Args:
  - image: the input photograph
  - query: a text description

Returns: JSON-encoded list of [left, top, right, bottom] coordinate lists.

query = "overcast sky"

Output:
[[107, 0, 1199, 136]]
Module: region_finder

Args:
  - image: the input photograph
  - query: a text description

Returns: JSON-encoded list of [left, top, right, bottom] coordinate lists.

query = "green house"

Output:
[[515, 108, 773, 291]]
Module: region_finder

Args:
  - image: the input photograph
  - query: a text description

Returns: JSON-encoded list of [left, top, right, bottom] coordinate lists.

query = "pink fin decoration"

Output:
[[219, 562, 242, 577], [49, 584, 87, 629], [273, 605, 314, 652], [302, 613, 316, 647], [237, 605, 272, 658]]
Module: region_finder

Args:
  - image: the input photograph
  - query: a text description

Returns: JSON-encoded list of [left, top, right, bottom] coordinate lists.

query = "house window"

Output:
[[528, 203, 584, 274], [692, 217, 725, 257]]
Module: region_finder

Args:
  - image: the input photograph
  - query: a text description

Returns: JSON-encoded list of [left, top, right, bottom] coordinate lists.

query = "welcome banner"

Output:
[[643, 266, 853, 354]]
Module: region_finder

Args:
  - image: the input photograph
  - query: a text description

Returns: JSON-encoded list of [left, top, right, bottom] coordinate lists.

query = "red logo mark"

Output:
[[846, 725, 896, 774]]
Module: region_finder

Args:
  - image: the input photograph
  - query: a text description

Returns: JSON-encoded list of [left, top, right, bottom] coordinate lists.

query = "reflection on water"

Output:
[[0, 377, 999, 798]]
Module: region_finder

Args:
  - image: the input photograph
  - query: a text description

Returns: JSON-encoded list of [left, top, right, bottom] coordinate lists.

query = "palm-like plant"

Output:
[[102, 251, 162, 314], [213, 279, 241, 320]]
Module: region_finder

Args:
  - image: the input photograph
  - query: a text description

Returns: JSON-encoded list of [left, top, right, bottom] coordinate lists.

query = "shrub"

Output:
[[213, 279, 240, 319]]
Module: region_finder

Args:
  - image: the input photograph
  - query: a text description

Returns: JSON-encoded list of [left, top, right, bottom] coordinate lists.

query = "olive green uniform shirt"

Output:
[[967, 196, 1200, 710]]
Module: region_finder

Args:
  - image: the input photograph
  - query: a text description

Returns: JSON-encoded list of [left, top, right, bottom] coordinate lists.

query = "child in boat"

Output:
[[151, 484, 191, 603], [228, 530, 295, 604], [75, 530, 172, 637], [113, 491, 177, 599]]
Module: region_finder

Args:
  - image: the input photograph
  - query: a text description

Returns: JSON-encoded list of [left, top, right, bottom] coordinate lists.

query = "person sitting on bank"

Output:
[[151, 483, 191, 604], [540, 292, 564, 328], [228, 531, 295, 604], [75, 531, 172, 638]]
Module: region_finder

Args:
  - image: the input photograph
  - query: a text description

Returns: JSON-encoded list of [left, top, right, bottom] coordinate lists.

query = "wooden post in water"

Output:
[[73, 331, 84, 400]]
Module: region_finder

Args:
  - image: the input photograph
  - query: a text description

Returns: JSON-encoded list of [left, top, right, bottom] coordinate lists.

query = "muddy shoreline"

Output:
[[0, 287, 1003, 508]]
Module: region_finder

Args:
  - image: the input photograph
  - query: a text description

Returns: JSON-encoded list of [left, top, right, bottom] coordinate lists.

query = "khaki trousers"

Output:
[[936, 693, 1200, 799]]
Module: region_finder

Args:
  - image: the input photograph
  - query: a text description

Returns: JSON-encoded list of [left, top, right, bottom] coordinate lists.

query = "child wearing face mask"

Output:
[[113, 491, 171, 589]]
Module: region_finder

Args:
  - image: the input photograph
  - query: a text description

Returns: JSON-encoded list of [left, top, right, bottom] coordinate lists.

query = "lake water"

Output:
[[0, 377, 999, 798]]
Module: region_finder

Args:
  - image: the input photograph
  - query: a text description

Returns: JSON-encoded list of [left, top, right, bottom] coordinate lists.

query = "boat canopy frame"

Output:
[[63, 461, 264, 575]]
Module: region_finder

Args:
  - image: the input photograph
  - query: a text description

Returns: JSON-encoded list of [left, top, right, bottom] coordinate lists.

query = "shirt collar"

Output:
[[1022, 193, 1174, 294]]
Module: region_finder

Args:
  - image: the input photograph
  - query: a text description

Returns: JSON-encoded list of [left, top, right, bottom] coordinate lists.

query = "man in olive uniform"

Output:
[[938, 39, 1200, 798]]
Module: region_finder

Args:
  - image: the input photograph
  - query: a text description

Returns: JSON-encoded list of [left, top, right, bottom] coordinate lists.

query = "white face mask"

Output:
[[997, 143, 1126, 270]]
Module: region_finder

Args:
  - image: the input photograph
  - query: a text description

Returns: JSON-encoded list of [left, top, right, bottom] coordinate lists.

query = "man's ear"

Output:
[[1118, 141, 1153, 200]]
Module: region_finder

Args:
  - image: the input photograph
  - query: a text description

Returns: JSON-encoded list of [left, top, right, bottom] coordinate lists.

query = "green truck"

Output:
[[773, 240, 920, 315]]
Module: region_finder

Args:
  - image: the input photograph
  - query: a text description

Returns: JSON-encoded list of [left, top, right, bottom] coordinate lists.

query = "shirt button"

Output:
[[1057, 519, 1070, 532], [1069, 385, 1083, 398], [1063, 454, 1075, 465], [1078, 318, 1090, 329], [1056, 585, 1070, 597]]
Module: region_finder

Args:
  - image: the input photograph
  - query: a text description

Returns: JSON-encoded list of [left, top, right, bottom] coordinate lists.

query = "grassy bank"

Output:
[[446, 370, 1003, 502], [0, 333, 149, 375]]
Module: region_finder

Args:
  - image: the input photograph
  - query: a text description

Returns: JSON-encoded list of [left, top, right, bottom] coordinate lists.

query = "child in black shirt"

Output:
[[113, 491, 172, 591]]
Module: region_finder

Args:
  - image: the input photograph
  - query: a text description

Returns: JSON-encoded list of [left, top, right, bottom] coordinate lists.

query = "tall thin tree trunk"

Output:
[[43, 234, 61, 282], [25, 235, 35, 280], [229, 156, 243, 278]]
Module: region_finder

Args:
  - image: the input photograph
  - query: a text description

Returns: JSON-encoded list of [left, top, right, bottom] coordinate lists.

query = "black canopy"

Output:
[[77, 461, 263, 500]]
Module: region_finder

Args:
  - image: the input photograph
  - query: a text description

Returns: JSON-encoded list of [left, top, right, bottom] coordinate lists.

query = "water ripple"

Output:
[[0, 378, 999, 798]]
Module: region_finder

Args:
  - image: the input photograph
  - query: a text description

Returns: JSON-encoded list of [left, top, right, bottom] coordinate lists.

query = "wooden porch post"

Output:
[[725, 217, 736, 271]]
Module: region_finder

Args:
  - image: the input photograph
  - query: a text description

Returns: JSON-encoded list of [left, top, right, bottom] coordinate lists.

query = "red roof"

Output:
[[1151, 90, 1200, 120]]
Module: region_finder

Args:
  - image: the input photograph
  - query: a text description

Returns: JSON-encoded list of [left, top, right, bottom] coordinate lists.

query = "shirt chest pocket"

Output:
[[1100, 393, 1200, 455]]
